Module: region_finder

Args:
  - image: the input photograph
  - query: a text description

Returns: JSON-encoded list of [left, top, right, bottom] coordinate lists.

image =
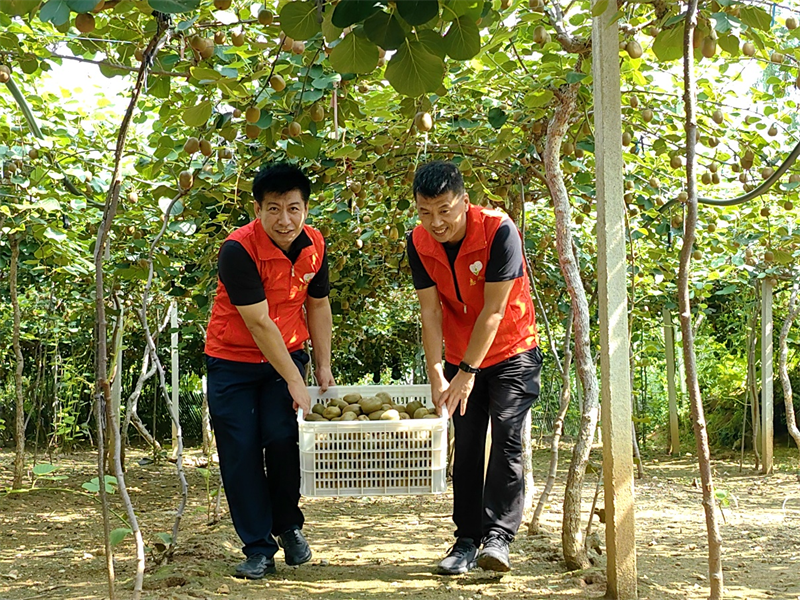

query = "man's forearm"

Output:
[[420, 309, 445, 382], [248, 319, 305, 384], [460, 308, 504, 368]]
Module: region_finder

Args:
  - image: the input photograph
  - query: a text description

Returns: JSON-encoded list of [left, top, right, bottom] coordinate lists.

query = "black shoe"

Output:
[[234, 554, 276, 579], [278, 528, 312, 566], [436, 538, 478, 575], [477, 534, 511, 572]]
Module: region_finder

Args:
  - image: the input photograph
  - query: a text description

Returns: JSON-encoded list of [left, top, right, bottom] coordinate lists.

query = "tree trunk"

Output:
[[778, 282, 800, 453], [543, 78, 600, 571], [10, 233, 26, 490], [679, 5, 724, 597], [529, 312, 573, 535]]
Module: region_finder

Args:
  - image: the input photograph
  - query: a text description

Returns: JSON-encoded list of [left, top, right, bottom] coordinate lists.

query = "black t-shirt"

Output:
[[406, 219, 525, 293], [218, 230, 330, 306]]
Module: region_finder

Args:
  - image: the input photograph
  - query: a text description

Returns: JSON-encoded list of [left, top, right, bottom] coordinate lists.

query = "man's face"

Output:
[[254, 190, 308, 251], [415, 190, 469, 244]]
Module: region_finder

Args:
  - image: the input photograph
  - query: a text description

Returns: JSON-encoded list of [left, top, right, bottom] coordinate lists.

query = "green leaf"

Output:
[[332, 210, 351, 222], [739, 6, 772, 32], [0, 0, 39, 16], [331, 0, 384, 28], [40, 0, 70, 26], [523, 89, 553, 108], [385, 40, 445, 97], [156, 532, 173, 545], [287, 134, 323, 159], [190, 67, 221, 82], [711, 12, 732, 34], [183, 101, 212, 127], [443, 16, 480, 60], [280, 1, 321, 41], [82, 478, 100, 493], [566, 71, 588, 84], [487, 107, 507, 129], [652, 26, 684, 62], [717, 33, 739, 56], [442, 0, 482, 22], [396, 0, 438, 26], [147, 0, 199, 13], [772, 249, 793, 265], [39, 197, 61, 211], [66, 0, 98, 11], [44, 227, 67, 242], [32, 464, 58, 476], [364, 11, 406, 51], [329, 33, 380, 74], [417, 29, 446, 59], [715, 284, 737, 295], [591, 0, 608, 17], [322, 7, 343, 43], [110, 528, 132, 547]]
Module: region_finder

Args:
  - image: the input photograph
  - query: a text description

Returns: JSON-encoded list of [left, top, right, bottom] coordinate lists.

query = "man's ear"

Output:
[[253, 200, 260, 215]]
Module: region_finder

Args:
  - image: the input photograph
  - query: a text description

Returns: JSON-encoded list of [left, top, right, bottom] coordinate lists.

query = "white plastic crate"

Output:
[[298, 385, 448, 497]]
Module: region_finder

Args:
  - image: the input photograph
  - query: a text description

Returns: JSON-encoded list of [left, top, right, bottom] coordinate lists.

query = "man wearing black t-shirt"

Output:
[[205, 163, 334, 579], [407, 161, 542, 575]]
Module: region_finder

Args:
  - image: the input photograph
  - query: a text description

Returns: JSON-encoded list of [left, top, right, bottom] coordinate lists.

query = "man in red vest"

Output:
[[205, 163, 334, 579], [407, 161, 542, 575]]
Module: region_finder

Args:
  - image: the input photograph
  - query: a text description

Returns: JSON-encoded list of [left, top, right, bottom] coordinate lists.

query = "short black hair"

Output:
[[413, 160, 465, 200], [252, 162, 311, 205]]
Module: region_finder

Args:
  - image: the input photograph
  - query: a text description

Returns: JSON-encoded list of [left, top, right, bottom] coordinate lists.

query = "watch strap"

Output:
[[458, 361, 480, 374]]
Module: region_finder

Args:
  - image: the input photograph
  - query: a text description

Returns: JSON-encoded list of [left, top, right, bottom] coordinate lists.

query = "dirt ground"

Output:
[[1, 445, 799, 600]]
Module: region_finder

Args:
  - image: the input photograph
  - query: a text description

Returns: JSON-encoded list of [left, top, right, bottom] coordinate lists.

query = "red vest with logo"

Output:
[[205, 220, 325, 363], [412, 205, 538, 368]]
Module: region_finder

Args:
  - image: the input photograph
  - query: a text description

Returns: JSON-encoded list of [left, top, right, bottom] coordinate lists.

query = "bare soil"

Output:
[[1, 446, 799, 600]]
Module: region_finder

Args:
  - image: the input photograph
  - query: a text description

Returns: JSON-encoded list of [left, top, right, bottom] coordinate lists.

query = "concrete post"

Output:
[[761, 279, 773, 475], [663, 308, 680, 455], [593, 0, 637, 596]]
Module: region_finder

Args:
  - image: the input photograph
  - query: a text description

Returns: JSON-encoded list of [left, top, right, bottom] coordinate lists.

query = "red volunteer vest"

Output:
[[205, 220, 325, 363], [412, 204, 538, 369]]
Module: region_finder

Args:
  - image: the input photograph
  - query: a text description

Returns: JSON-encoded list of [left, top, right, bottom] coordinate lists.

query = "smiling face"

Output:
[[254, 190, 308, 251], [415, 190, 469, 244]]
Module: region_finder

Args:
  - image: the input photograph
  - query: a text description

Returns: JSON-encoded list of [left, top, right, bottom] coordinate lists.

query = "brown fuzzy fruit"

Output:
[[787, 17, 798, 30], [641, 108, 653, 123], [232, 32, 245, 47], [288, 121, 302, 137], [75, 13, 96, 33], [770, 52, 784, 64], [764, 250, 774, 262], [214, 31, 225, 45], [622, 131, 632, 146], [269, 74, 286, 92], [310, 103, 325, 122], [179, 170, 194, 190], [199, 39, 215, 59], [258, 9, 274, 26], [0, 65, 10, 83], [701, 36, 716, 59], [414, 112, 433, 132], [232, 108, 242, 118], [134, 47, 144, 62], [245, 124, 261, 139], [760, 207, 770, 217], [768, 124, 778, 136], [28, 148, 39, 160], [712, 109, 723, 124], [742, 41, 755, 56], [245, 106, 261, 123], [214, 0, 232, 9], [183, 137, 200, 154], [199, 139, 212, 157], [625, 40, 643, 59], [292, 40, 305, 54], [190, 35, 206, 51], [282, 35, 294, 52]]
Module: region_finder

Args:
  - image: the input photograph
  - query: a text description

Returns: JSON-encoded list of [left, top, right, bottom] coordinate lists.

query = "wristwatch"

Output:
[[458, 361, 480, 375]]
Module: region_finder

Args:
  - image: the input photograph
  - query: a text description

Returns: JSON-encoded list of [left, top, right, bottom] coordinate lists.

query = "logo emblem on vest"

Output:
[[469, 261, 483, 276], [302, 272, 315, 283]]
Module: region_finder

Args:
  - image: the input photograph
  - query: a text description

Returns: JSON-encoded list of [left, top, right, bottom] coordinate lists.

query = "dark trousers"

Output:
[[206, 352, 309, 558], [446, 346, 543, 544]]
